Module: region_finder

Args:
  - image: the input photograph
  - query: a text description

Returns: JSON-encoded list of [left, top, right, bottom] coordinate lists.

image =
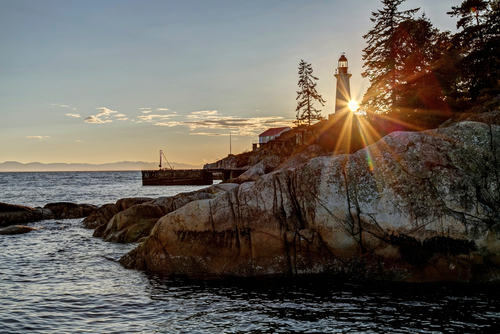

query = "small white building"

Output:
[[258, 127, 291, 145]]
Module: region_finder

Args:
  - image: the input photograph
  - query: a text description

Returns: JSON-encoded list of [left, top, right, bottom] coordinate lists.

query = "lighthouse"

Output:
[[334, 53, 352, 114]]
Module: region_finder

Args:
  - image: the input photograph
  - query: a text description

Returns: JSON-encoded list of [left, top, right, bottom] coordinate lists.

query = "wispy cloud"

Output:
[[137, 114, 178, 122], [66, 113, 81, 118], [27, 135, 50, 140], [96, 107, 118, 117], [84, 115, 113, 124], [154, 110, 293, 136], [142, 110, 152, 114], [51, 103, 77, 110], [84, 107, 119, 124], [154, 121, 184, 127], [189, 132, 227, 136], [156, 108, 170, 111]]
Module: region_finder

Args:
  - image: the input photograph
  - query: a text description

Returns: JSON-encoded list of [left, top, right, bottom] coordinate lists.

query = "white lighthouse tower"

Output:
[[334, 53, 352, 114]]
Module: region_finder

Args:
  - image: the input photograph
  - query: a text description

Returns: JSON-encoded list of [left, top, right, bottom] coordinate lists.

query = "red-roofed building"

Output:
[[259, 127, 291, 145]]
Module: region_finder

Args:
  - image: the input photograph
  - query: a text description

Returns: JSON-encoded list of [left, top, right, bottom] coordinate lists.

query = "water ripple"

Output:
[[1, 172, 500, 333]]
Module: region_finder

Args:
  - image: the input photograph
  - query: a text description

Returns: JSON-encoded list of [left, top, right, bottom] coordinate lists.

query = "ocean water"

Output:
[[1, 171, 500, 333]]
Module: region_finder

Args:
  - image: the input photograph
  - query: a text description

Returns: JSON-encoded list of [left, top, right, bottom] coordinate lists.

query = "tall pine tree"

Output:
[[361, 0, 420, 114], [295, 59, 326, 126], [447, 0, 500, 108], [391, 14, 453, 126]]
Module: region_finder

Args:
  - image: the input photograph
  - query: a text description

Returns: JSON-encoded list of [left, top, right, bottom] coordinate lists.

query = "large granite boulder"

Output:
[[234, 156, 283, 184], [0, 203, 53, 227], [97, 184, 239, 243], [120, 120, 500, 282], [82, 197, 153, 230]]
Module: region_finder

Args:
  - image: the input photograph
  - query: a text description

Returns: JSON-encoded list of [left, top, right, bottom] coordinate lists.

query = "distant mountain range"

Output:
[[0, 161, 203, 172]]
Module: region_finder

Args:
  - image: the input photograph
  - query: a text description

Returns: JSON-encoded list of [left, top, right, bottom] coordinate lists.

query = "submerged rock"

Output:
[[120, 120, 500, 282], [0, 225, 40, 235]]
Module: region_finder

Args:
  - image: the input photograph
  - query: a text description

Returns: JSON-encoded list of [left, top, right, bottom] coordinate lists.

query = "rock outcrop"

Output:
[[120, 120, 500, 282], [82, 197, 154, 230], [0, 203, 53, 226], [96, 184, 239, 243], [1, 201, 98, 227], [234, 156, 283, 184], [44, 202, 98, 219]]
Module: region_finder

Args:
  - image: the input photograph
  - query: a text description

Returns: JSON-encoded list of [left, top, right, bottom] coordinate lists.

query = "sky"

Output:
[[0, 0, 460, 168]]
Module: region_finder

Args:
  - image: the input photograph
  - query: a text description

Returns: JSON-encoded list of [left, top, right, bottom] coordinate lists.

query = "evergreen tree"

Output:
[[391, 14, 454, 126], [295, 59, 326, 126], [447, 0, 500, 108], [361, 0, 420, 114]]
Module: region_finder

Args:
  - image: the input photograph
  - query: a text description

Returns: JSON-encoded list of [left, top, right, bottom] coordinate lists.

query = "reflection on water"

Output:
[[1, 219, 500, 333], [144, 274, 500, 333]]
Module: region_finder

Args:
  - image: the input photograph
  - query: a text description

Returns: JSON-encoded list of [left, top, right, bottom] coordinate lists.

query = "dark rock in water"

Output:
[[82, 198, 154, 230], [80, 204, 99, 217], [120, 119, 500, 282], [0, 225, 39, 235], [44, 202, 98, 219], [0, 202, 53, 226], [83, 203, 120, 229]]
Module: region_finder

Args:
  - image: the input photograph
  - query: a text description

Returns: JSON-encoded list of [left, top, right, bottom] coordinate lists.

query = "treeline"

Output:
[[362, 0, 500, 130]]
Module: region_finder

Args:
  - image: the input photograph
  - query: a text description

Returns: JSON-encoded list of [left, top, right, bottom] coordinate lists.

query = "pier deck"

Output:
[[141, 168, 246, 186]]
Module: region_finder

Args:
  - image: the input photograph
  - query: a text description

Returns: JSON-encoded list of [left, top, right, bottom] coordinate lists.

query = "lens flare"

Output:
[[348, 100, 358, 112]]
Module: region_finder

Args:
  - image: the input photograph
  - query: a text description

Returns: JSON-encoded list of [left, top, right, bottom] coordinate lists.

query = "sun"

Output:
[[348, 100, 359, 112]]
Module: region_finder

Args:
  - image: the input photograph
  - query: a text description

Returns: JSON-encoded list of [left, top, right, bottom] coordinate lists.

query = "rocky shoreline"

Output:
[[2, 113, 500, 283]]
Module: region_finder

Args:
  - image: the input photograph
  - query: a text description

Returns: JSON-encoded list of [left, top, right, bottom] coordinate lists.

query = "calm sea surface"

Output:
[[1, 171, 500, 333]]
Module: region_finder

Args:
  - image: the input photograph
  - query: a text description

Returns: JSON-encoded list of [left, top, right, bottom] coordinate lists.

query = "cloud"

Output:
[[116, 117, 129, 121], [52, 103, 77, 110], [154, 121, 184, 127], [142, 110, 152, 114], [188, 110, 219, 119], [27, 136, 50, 140], [156, 108, 170, 111], [84, 115, 113, 124], [66, 113, 81, 118], [51, 103, 70, 108], [139, 107, 151, 110], [114, 114, 127, 117], [189, 132, 227, 136], [154, 110, 293, 137], [83, 106, 119, 124], [137, 114, 178, 122], [96, 107, 118, 117]]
